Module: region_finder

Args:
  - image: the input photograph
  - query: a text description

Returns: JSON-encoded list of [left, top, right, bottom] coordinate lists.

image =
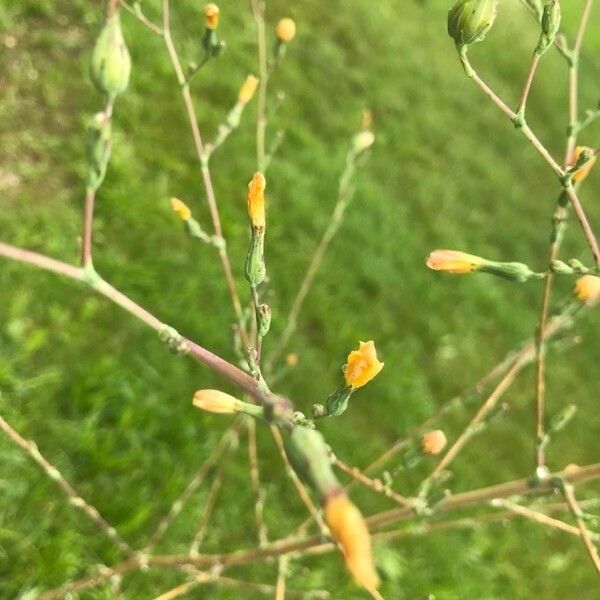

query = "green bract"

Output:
[[447, 0, 498, 47], [90, 12, 131, 99]]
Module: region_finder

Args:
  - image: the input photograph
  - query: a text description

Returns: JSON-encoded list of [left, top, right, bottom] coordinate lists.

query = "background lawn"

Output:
[[1, 0, 599, 598]]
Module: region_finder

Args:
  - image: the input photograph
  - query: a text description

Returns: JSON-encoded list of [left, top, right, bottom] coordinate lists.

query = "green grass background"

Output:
[[1, 0, 599, 598]]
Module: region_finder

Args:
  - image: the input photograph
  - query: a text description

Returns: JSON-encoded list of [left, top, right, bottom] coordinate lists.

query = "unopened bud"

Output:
[[569, 146, 597, 183], [238, 75, 259, 105], [447, 0, 498, 48], [85, 112, 112, 190], [276, 18, 296, 43], [170, 197, 191, 221], [536, 0, 561, 55], [257, 303, 272, 337], [352, 130, 375, 153], [204, 4, 220, 30], [421, 430, 448, 455], [193, 389, 239, 414], [90, 11, 131, 99], [573, 274, 600, 305]]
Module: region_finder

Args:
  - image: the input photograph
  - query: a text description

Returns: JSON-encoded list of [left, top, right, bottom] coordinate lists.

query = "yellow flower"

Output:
[[573, 274, 600, 305], [204, 3, 220, 30], [426, 249, 487, 274], [276, 17, 296, 42], [421, 430, 447, 455], [238, 75, 259, 105], [324, 493, 380, 592], [170, 197, 191, 221], [247, 172, 266, 228], [570, 146, 597, 183], [344, 341, 384, 389], [193, 389, 239, 414]]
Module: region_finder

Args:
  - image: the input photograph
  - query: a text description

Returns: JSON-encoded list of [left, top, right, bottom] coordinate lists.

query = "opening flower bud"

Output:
[[344, 341, 384, 390], [276, 18, 296, 43], [170, 197, 191, 221], [421, 430, 448, 455], [204, 4, 220, 30], [247, 172, 266, 229], [427, 249, 487, 274], [324, 492, 380, 592], [90, 11, 131, 99], [573, 274, 600, 306], [238, 75, 259, 105], [569, 146, 597, 183], [447, 0, 498, 47], [193, 389, 239, 414]]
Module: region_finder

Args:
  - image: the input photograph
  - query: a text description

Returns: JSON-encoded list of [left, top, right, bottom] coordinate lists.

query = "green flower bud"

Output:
[[447, 0, 498, 47], [536, 0, 561, 55], [323, 384, 353, 417], [479, 260, 540, 282], [549, 259, 574, 275], [257, 303, 271, 337], [90, 12, 131, 99], [284, 427, 340, 500], [85, 112, 112, 191], [244, 227, 266, 286]]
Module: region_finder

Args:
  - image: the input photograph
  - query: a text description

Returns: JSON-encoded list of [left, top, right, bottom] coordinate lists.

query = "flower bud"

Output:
[[284, 427, 340, 498], [193, 389, 239, 414], [573, 274, 600, 305], [536, 0, 561, 55], [447, 0, 498, 47], [343, 341, 384, 390], [90, 11, 131, 99], [85, 112, 112, 191], [569, 146, 597, 183], [238, 75, 259, 105], [324, 492, 380, 592], [352, 130, 375, 154], [276, 18, 296, 43], [170, 197, 191, 221], [421, 430, 448, 455], [426, 249, 487, 274], [247, 172, 266, 228], [286, 353, 299, 366], [257, 303, 272, 337], [204, 4, 220, 30]]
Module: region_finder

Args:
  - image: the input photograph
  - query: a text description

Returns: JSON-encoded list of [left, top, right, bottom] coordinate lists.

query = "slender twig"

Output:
[[333, 458, 414, 510], [516, 52, 541, 119], [0, 413, 132, 555], [0, 241, 286, 409], [120, 0, 163, 35], [275, 555, 289, 600], [162, 0, 249, 346], [143, 423, 241, 553], [266, 143, 362, 371], [35, 462, 600, 599], [561, 482, 600, 574], [248, 417, 269, 546], [251, 0, 269, 171]]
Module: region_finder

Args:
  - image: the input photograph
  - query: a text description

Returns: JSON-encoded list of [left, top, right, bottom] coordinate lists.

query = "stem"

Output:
[[248, 417, 269, 546], [516, 52, 541, 119], [562, 482, 600, 574], [162, 0, 248, 346], [81, 187, 96, 267], [251, 0, 269, 171], [0, 413, 132, 555]]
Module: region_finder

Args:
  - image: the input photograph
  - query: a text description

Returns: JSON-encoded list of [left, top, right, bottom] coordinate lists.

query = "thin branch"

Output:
[[251, 0, 269, 171], [0, 413, 132, 555], [120, 1, 163, 35], [562, 482, 600, 574], [275, 555, 289, 600], [248, 417, 269, 546], [516, 52, 541, 119]]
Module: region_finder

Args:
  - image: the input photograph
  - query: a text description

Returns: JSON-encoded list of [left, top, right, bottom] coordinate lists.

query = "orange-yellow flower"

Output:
[[573, 274, 600, 305], [238, 75, 259, 105], [421, 430, 447, 455], [570, 146, 597, 183], [247, 172, 266, 228], [285, 353, 299, 366], [344, 341, 384, 389], [426, 249, 487, 274], [170, 197, 191, 221], [204, 3, 220, 30], [276, 17, 296, 42], [324, 493, 380, 592], [193, 389, 239, 414]]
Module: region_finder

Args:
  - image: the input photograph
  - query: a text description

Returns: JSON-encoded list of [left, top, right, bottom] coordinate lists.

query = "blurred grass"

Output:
[[0, 0, 599, 598]]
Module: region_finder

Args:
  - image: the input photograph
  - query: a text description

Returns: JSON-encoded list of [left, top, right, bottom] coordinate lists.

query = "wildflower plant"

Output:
[[1, 0, 600, 598]]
